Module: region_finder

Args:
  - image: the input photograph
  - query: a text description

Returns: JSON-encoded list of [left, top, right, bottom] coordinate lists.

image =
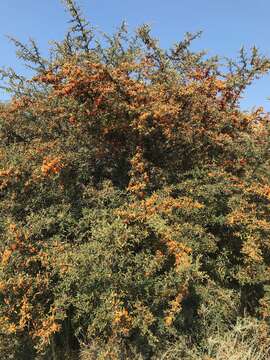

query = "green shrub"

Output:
[[0, 1, 270, 359]]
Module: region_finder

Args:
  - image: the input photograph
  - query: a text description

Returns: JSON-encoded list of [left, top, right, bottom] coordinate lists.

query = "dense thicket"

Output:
[[0, 1, 270, 359]]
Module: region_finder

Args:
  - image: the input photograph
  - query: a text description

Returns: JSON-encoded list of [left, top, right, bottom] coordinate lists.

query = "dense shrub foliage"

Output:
[[0, 1, 270, 359]]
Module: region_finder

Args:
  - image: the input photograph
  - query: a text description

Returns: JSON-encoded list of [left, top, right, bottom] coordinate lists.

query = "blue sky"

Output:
[[0, 0, 269, 110]]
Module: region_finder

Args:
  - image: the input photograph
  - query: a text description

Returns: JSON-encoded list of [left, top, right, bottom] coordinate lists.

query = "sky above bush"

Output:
[[0, 0, 269, 110]]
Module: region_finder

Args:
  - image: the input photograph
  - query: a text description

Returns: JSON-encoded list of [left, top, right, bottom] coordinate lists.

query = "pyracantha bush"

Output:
[[0, 1, 270, 359]]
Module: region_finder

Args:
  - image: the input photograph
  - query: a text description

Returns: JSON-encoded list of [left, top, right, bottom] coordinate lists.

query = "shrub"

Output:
[[0, 1, 270, 358]]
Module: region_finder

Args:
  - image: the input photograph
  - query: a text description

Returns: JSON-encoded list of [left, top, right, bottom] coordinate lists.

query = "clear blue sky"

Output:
[[0, 0, 269, 110]]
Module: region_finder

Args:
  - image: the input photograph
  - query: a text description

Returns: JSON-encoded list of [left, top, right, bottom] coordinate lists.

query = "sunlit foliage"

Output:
[[0, 1, 270, 359]]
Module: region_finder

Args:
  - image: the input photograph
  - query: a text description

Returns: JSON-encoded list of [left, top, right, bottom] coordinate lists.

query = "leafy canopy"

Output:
[[0, 1, 270, 359]]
